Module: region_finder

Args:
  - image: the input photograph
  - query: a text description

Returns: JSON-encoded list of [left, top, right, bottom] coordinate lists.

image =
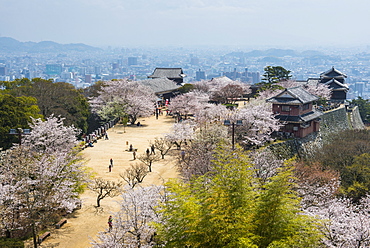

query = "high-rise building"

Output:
[[196, 69, 206, 81], [250, 72, 260, 84], [85, 74, 92, 84], [95, 66, 101, 75], [0, 66, 7, 76], [355, 82, 365, 97], [112, 62, 120, 70], [128, 57, 138, 66]]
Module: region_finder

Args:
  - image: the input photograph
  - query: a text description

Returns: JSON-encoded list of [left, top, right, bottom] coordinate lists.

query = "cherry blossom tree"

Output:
[[275, 80, 332, 100], [167, 91, 209, 119], [165, 120, 195, 149], [91, 186, 166, 248], [303, 80, 332, 100], [250, 148, 285, 185], [177, 123, 228, 180], [295, 160, 370, 247], [233, 99, 282, 147], [194, 77, 251, 104], [0, 116, 85, 247], [89, 80, 156, 124], [294, 161, 340, 209], [305, 196, 370, 247], [192, 103, 228, 127], [258, 80, 332, 101]]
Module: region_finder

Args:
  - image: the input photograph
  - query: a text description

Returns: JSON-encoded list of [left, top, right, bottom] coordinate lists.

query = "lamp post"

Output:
[[223, 120, 243, 150], [9, 128, 31, 145]]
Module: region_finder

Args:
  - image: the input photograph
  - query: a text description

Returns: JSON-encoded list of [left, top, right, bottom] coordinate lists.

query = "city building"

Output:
[[45, 64, 63, 76], [128, 57, 138, 66], [196, 69, 206, 81], [0, 66, 7, 76]]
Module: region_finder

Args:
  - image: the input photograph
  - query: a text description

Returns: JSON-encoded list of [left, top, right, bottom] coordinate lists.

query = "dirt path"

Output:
[[38, 115, 179, 248]]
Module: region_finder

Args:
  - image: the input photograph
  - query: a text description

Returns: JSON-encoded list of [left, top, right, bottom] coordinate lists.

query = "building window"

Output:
[[302, 103, 309, 110], [282, 105, 290, 112]]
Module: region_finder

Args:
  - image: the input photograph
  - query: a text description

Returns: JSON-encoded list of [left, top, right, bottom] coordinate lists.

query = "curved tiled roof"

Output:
[[138, 78, 180, 94], [267, 86, 319, 105], [324, 78, 349, 91], [320, 67, 347, 78], [276, 109, 323, 123], [148, 68, 186, 79]]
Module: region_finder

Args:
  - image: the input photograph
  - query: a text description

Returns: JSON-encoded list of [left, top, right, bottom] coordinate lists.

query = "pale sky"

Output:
[[1, 0, 370, 48]]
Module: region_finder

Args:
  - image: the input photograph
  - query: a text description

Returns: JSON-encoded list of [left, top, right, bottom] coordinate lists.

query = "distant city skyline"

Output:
[[1, 0, 370, 49]]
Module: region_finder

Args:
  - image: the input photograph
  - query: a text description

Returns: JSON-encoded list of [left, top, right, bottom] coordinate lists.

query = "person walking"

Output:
[[146, 148, 150, 157], [108, 216, 113, 232], [151, 144, 155, 155], [133, 150, 136, 160], [108, 164, 112, 172], [110, 158, 113, 167]]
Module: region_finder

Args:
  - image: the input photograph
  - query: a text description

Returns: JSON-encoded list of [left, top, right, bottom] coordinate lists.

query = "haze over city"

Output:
[[1, 0, 370, 48]]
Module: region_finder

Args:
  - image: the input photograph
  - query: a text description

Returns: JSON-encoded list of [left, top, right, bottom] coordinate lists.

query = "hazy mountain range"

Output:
[[226, 49, 325, 58], [0, 37, 101, 53]]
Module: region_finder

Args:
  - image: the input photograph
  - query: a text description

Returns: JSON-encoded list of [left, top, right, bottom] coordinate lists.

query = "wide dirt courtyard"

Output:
[[37, 114, 179, 248]]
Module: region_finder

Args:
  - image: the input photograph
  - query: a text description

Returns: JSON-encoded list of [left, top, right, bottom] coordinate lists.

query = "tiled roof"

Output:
[[148, 68, 186, 79], [324, 78, 349, 91], [320, 67, 347, 78], [138, 78, 180, 94], [307, 78, 320, 84], [276, 109, 323, 123], [267, 86, 319, 105]]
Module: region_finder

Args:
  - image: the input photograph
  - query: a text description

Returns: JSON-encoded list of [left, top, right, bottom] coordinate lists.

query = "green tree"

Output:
[[314, 129, 370, 201], [0, 78, 32, 91], [157, 146, 257, 247], [0, 94, 42, 149], [253, 164, 322, 248], [157, 146, 322, 247], [343, 153, 370, 202], [177, 83, 194, 94], [8, 78, 89, 134], [258, 66, 292, 91]]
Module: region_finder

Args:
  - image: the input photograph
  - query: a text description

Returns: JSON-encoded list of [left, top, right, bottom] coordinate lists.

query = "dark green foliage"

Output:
[[0, 94, 42, 149], [81, 80, 106, 98], [257, 66, 292, 91], [0, 238, 24, 248], [2, 78, 90, 135], [224, 103, 238, 110], [342, 153, 370, 202], [0, 78, 32, 91], [177, 83, 194, 94], [314, 129, 370, 201], [350, 97, 370, 123]]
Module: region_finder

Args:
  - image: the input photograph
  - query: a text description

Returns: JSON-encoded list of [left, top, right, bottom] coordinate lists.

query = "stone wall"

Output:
[[267, 105, 365, 159]]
